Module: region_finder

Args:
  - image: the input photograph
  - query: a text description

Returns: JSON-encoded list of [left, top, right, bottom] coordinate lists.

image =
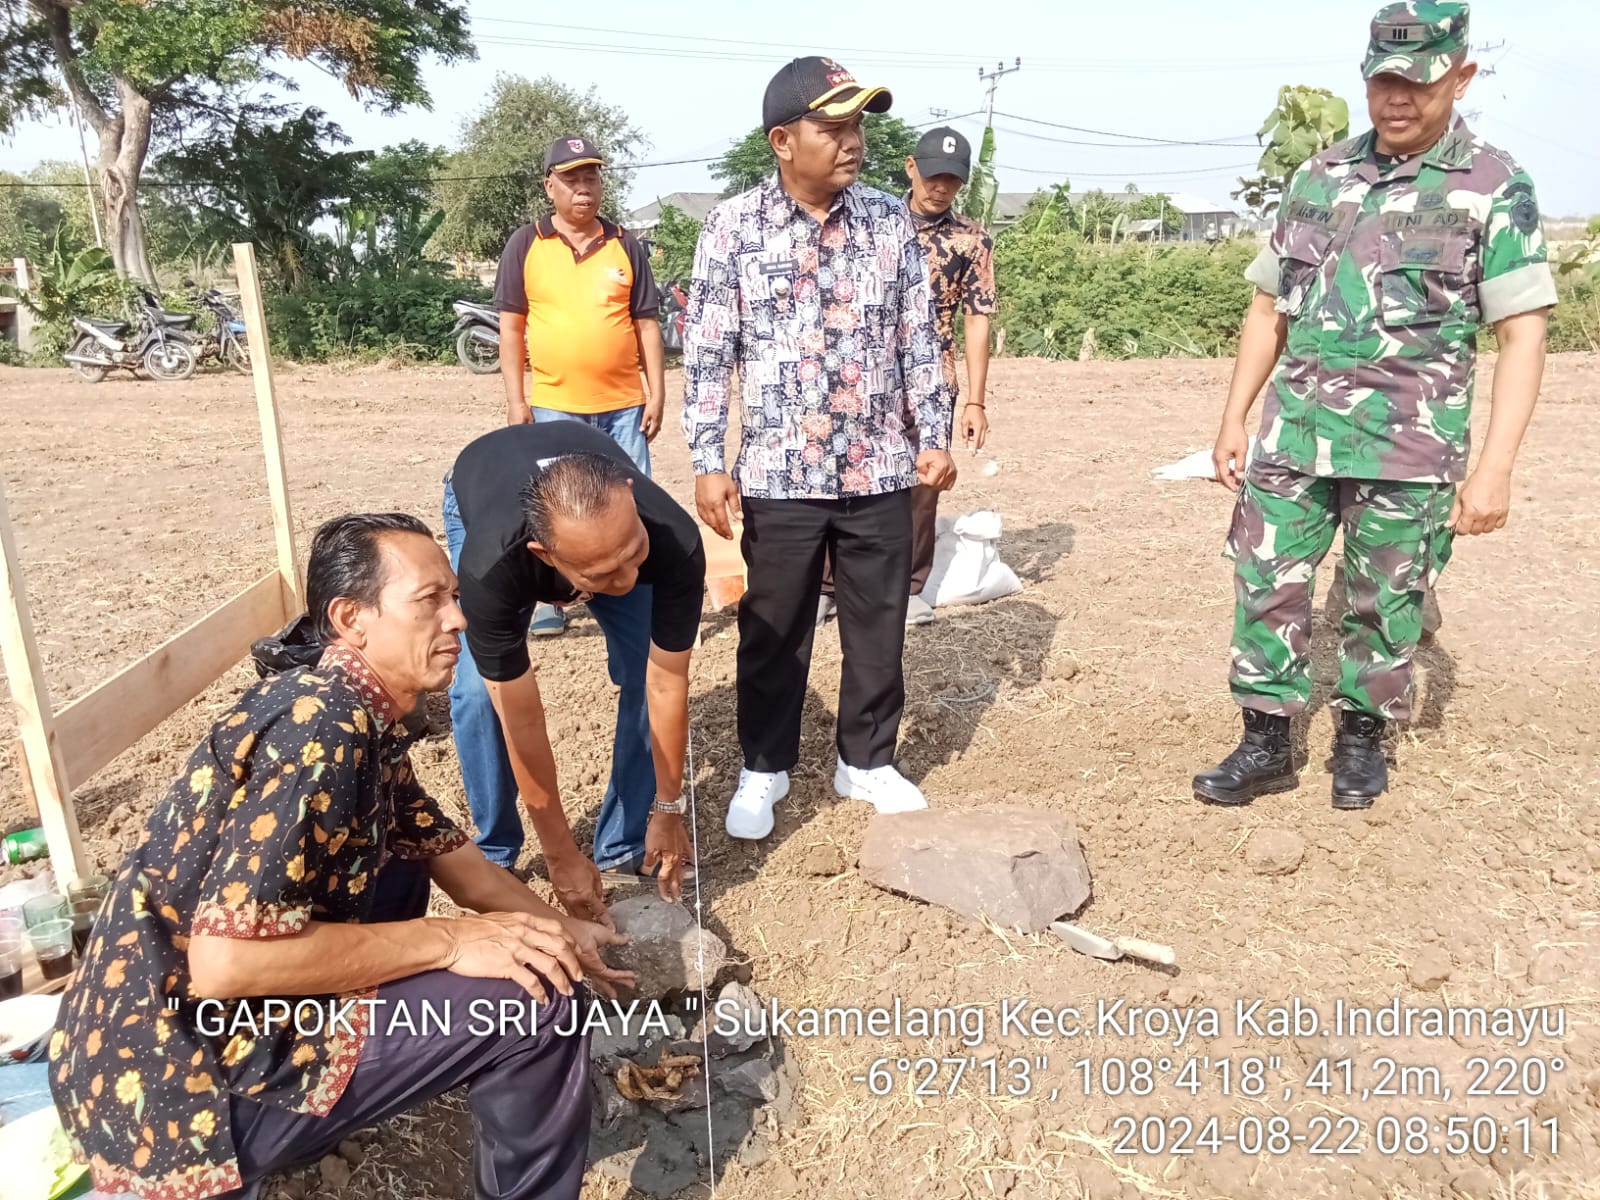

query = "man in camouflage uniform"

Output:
[[1194, 0, 1556, 810]]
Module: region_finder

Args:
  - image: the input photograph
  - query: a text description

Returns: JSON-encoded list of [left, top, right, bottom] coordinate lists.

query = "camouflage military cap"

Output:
[[1362, 1, 1470, 84]]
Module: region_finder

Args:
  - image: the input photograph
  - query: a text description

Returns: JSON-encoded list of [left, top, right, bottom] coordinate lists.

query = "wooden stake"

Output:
[[232, 242, 303, 609], [0, 479, 86, 883]]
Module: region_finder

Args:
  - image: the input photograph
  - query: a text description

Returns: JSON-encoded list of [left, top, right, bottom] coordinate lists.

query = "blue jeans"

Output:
[[443, 478, 656, 869], [530, 404, 651, 475]]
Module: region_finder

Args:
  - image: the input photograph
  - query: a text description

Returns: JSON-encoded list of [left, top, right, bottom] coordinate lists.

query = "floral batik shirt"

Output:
[[48, 645, 468, 1200], [681, 175, 950, 499], [910, 204, 996, 402]]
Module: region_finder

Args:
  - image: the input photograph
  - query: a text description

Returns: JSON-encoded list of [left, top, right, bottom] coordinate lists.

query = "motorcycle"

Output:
[[186, 285, 251, 374], [451, 300, 500, 374], [65, 289, 197, 383], [451, 280, 690, 373]]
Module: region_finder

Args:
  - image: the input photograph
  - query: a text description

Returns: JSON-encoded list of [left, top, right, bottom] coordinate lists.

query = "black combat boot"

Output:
[[1331, 709, 1387, 810], [1193, 709, 1296, 806]]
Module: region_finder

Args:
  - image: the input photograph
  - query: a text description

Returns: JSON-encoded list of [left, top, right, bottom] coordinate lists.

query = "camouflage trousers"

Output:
[[1226, 462, 1455, 720]]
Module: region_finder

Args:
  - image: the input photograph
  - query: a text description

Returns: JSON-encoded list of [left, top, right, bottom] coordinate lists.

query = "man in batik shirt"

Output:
[[682, 54, 956, 839], [51, 514, 631, 1200], [1194, 1, 1555, 810], [824, 124, 997, 626]]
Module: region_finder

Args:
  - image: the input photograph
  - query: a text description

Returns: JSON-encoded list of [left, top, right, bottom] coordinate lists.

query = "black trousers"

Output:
[[738, 491, 913, 772], [228, 857, 593, 1200]]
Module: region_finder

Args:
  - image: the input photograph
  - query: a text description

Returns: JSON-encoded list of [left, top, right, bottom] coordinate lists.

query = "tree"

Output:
[[432, 75, 644, 262], [646, 203, 701, 284], [153, 109, 369, 288], [709, 113, 920, 197], [962, 126, 998, 228], [1235, 85, 1351, 217], [0, 0, 473, 283]]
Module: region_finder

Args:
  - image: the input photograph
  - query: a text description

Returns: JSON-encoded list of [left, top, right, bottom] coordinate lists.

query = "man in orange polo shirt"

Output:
[[492, 134, 666, 636]]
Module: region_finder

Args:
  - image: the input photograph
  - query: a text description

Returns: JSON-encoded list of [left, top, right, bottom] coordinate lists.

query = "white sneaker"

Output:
[[905, 595, 935, 626], [833, 761, 928, 814], [816, 596, 837, 627], [725, 769, 789, 840]]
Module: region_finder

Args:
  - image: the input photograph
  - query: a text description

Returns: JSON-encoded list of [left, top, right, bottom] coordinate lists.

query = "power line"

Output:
[[990, 121, 1258, 151], [995, 161, 1259, 180], [473, 18, 1350, 73], [995, 111, 1258, 148]]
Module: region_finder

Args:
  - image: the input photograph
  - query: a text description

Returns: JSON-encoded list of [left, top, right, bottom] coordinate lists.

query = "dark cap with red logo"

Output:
[[762, 56, 893, 134], [543, 135, 604, 175]]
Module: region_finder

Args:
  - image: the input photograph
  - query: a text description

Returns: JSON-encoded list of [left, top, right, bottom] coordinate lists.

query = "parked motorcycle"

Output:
[[65, 289, 197, 383], [451, 300, 500, 374], [451, 281, 689, 373], [187, 286, 251, 374]]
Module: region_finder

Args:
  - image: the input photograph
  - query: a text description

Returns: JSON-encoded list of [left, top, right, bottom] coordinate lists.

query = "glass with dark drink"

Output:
[[0, 938, 22, 998], [28, 918, 74, 982]]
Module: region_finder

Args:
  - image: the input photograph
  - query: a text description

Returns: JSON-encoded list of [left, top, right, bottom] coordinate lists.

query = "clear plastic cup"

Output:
[[21, 894, 67, 931], [27, 918, 74, 981], [66, 875, 110, 904], [0, 938, 22, 999]]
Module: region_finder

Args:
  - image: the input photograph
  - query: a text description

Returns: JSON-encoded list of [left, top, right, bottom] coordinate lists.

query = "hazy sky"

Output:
[[2, 0, 1595, 217]]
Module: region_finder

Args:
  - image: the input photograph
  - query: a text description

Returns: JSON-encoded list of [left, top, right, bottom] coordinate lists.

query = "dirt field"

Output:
[[2, 354, 1597, 1200]]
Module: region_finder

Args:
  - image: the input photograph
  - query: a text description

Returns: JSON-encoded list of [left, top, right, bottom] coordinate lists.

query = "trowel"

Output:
[[1050, 921, 1176, 967]]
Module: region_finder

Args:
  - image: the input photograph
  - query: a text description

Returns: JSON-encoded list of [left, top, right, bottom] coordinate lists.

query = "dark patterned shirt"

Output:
[[48, 646, 468, 1200], [911, 204, 996, 399], [681, 176, 949, 499]]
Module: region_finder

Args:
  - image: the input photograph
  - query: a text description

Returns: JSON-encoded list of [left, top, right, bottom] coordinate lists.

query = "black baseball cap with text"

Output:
[[913, 126, 972, 182], [544, 135, 604, 175], [762, 56, 893, 134]]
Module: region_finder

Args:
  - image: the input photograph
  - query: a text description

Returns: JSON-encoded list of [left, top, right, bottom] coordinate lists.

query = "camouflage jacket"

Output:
[[1244, 119, 1557, 482]]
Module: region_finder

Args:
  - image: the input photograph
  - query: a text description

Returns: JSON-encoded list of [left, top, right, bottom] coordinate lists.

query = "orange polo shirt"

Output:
[[493, 216, 660, 414]]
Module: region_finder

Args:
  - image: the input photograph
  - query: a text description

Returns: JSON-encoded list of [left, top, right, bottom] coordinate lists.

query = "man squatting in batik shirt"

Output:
[[50, 514, 633, 1200], [1193, 1, 1555, 812], [682, 54, 958, 840]]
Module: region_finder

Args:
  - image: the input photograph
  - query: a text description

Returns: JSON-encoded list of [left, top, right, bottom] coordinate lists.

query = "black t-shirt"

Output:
[[450, 423, 706, 681]]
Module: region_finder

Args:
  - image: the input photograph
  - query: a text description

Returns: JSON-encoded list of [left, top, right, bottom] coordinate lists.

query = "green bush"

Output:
[[265, 271, 487, 363], [1546, 265, 1598, 354], [994, 202, 1259, 360]]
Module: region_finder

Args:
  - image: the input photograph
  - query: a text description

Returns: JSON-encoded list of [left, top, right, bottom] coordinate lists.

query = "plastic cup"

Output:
[[27, 918, 74, 981], [71, 897, 101, 955], [21, 894, 67, 931], [66, 875, 110, 904], [0, 939, 22, 999]]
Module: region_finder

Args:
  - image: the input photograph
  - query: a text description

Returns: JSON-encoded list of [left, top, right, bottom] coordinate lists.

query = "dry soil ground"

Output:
[[1, 354, 1597, 1200]]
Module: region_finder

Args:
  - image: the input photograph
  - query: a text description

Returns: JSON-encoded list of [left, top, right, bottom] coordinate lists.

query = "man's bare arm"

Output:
[[1212, 290, 1288, 489], [501, 311, 531, 425], [635, 318, 666, 440], [1451, 308, 1550, 535]]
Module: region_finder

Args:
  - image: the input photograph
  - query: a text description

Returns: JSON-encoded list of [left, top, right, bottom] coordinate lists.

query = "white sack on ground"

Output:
[[919, 510, 1023, 608], [1152, 435, 1258, 481]]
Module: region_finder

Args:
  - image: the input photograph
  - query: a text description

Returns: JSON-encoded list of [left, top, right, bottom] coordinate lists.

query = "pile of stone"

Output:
[[589, 896, 799, 1197]]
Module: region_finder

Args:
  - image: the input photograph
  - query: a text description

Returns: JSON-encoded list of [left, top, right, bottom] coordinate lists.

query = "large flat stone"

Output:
[[858, 805, 1091, 931], [609, 895, 728, 998]]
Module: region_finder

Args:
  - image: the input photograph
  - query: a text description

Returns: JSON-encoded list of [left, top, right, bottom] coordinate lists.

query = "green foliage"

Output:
[[646, 204, 701, 284], [264, 270, 485, 363], [433, 75, 644, 262], [711, 113, 920, 197], [1235, 85, 1351, 217], [1545, 218, 1600, 353], [993, 197, 1258, 360], [10, 229, 135, 357], [0, 163, 100, 260], [154, 109, 369, 287], [962, 125, 998, 228], [0, 335, 26, 366]]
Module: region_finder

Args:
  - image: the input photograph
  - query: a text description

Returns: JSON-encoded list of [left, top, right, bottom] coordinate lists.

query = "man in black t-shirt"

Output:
[[442, 422, 705, 922]]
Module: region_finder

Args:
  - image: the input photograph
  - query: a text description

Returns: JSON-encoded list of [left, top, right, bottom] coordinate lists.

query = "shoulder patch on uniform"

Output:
[[1502, 180, 1540, 235]]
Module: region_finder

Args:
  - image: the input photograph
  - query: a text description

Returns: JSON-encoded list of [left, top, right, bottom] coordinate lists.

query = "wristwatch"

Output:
[[652, 796, 687, 816]]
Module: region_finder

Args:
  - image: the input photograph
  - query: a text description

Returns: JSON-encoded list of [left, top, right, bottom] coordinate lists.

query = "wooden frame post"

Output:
[[1, 242, 301, 896], [0, 480, 87, 882], [232, 242, 303, 609]]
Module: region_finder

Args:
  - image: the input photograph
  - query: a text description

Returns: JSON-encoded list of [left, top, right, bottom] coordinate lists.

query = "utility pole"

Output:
[[978, 58, 1022, 127], [67, 96, 104, 249]]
